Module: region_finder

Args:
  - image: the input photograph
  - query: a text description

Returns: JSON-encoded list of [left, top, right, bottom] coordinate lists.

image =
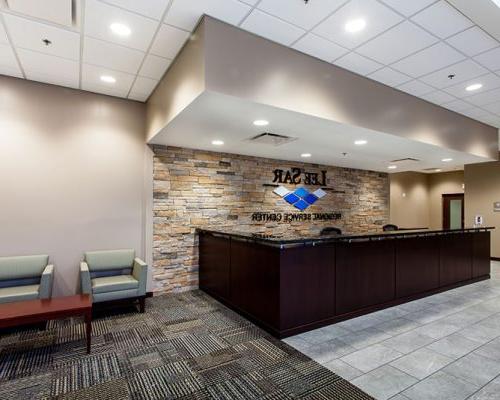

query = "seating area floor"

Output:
[[284, 261, 500, 400], [0, 290, 372, 399]]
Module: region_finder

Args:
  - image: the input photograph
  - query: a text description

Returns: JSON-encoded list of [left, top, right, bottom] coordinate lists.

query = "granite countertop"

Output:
[[196, 227, 494, 248]]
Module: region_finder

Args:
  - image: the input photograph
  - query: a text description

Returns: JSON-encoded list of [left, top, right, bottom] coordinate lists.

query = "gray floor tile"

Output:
[[282, 336, 312, 352], [403, 371, 479, 400], [412, 321, 461, 340], [389, 395, 412, 400], [382, 331, 435, 354], [295, 324, 351, 344], [341, 344, 403, 373], [443, 352, 500, 387], [474, 337, 500, 361], [459, 321, 500, 344], [336, 314, 385, 331], [426, 333, 482, 359], [467, 375, 500, 400], [337, 327, 392, 350], [375, 318, 420, 336], [351, 365, 418, 400], [370, 307, 409, 322], [390, 348, 453, 379], [299, 337, 356, 364], [322, 358, 364, 380]]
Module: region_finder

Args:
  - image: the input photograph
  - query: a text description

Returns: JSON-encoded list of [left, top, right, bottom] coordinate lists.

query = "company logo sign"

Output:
[[273, 186, 326, 211]]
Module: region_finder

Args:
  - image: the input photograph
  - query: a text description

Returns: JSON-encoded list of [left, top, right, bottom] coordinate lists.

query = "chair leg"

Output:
[[139, 296, 145, 313]]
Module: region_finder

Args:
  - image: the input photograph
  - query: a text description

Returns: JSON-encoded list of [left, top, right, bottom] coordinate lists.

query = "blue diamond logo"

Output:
[[294, 187, 309, 198], [294, 199, 309, 210], [304, 193, 318, 205], [284, 193, 300, 204]]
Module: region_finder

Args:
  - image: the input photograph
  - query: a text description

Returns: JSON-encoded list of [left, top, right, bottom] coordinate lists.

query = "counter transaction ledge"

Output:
[[198, 227, 494, 338]]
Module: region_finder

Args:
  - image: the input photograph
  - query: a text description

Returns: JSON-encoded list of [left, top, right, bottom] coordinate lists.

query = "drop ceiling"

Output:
[[0, 0, 499, 129], [152, 91, 489, 173]]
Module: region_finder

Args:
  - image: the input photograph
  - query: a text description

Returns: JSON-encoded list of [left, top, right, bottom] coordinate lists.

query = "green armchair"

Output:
[[80, 249, 148, 312], [0, 255, 54, 304]]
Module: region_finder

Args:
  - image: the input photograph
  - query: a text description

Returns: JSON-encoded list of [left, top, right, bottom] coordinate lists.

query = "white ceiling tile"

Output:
[[17, 48, 79, 88], [420, 90, 455, 105], [357, 21, 438, 64], [257, 0, 347, 30], [101, 0, 169, 20], [240, 0, 259, 4], [368, 67, 411, 86], [461, 107, 492, 119], [391, 42, 465, 78], [81, 63, 135, 97], [3, 14, 80, 60], [446, 27, 499, 57], [441, 99, 474, 112], [378, 0, 437, 17], [483, 101, 500, 115], [419, 59, 488, 89], [411, 1, 473, 39], [139, 54, 172, 80], [240, 10, 306, 46], [397, 79, 435, 96], [85, 0, 159, 51], [164, 0, 251, 32], [466, 87, 500, 107], [0, 43, 23, 78], [443, 73, 500, 98], [83, 36, 144, 74], [334, 52, 382, 76], [129, 76, 158, 101], [0, 20, 9, 44], [474, 47, 500, 71], [293, 33, 348, 63], [150, 24, 190, 59], [314, 0, 403, 49]]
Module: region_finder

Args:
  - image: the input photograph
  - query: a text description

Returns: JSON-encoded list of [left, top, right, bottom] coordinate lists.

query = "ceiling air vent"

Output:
[[390, 158, 420, 163], [6, 0, 76, 28], [247, 132, 297, 146]]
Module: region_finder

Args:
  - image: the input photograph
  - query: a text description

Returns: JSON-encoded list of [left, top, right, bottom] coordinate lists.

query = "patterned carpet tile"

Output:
[[0, 291, 374, 399]]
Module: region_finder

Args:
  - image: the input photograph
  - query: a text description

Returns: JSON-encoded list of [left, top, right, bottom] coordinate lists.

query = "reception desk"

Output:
[[198, 228, 492, 338]]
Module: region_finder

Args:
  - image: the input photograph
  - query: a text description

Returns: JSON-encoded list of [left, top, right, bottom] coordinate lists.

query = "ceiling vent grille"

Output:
[[6, 0, 76, 28], [247, 132, 297, 146], [389, 157, 420, 163]]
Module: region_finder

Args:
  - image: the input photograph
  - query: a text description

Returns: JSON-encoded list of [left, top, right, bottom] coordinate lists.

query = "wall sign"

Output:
[[494, 202, 500, 212], [272, 168, 327, 186], [252, 212, 342, 222]]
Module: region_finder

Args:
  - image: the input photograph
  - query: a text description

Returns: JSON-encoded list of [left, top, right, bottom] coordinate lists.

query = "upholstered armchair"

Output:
[[80, 249, 148, 312], [0, 255, 54, 304]]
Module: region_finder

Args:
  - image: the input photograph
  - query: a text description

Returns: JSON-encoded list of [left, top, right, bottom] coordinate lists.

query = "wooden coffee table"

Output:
[[0, 294, 92, 353]]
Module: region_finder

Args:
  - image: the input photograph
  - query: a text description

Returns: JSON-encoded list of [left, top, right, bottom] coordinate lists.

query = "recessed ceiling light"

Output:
[[354, 140, 367, 145], [211, 140, 224, 146], [388, 165, 397, 170], [110, 23, 131, 37], [442, 158, 453, 162], [345, 18, 366, 33], [466, 83, 483, 92], [435, 168, 442, 172], [100, 75, 116, 84], [491, 0, 500, 8], [301, 153, 312, 158], [253, 120, 269, 126]]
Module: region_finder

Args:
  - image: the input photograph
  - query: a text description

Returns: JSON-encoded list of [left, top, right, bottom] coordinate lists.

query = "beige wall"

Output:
[[390, 171, 464, 229], [390, 172, 430, 229], [465, 159, 500, 258], [0, 76, 150, 296]]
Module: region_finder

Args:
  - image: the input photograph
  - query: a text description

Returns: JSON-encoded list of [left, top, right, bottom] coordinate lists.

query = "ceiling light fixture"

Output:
[[354, 140, 367, 145], [435, 169, 442, 172], [100, 75, 116, 84], [301, 153, 312, 158], [388, 165, 397, 170], [491, 0, 500, 8], [442, 158, 453, 162], [110, 23, 131, 37], [211, 140, 224, 146], [466, 83, 483, 92], [345, 18, 366, 33], [253, 120, 269, 126]]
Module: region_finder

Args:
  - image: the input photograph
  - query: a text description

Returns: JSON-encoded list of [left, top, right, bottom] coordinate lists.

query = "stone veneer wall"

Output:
[[153, 145, 389, 294]]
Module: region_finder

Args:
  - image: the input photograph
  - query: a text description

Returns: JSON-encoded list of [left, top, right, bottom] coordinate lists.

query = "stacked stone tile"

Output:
[[153, 145, 389, 294]]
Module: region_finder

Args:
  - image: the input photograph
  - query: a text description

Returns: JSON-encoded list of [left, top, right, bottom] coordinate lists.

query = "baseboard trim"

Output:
[[146, 291, 154, 298], [491, 257, 500, 261]]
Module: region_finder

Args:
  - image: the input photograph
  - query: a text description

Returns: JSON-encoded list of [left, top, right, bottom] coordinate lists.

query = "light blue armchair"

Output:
[[80, 249, 148, 312], [0, 255, 54, 304]]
